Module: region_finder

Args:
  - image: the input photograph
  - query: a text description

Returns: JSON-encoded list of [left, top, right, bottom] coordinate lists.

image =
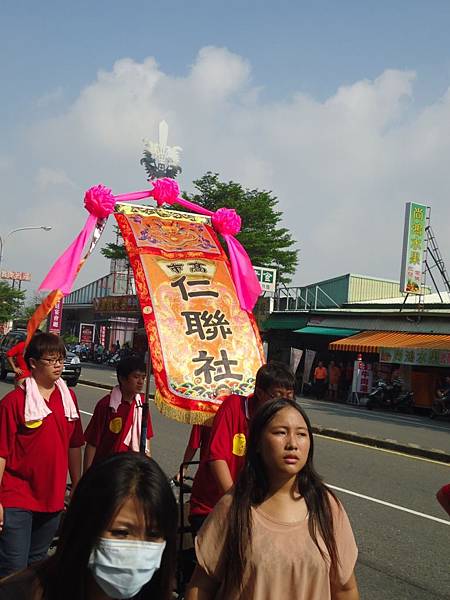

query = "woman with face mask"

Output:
[[186, 398, 360, 600], [0, 453, 178, 600]]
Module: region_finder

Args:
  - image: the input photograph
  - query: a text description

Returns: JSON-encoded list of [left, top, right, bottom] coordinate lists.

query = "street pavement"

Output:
[[77, 363, 450, 461], [1, 374, 449, 598]]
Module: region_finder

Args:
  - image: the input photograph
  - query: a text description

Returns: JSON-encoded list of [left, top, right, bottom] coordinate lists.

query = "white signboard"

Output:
[[290, 348, 303, 375], [254, 266, 277, 293]]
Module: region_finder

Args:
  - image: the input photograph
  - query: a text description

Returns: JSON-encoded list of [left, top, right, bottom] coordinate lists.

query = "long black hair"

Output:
[[223, 398, 340, 593], [37, 453, 178, 600]]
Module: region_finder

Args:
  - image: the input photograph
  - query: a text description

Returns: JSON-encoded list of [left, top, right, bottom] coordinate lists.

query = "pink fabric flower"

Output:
[[212, 207, 241, 236], [150, 178, 181, 206], [84, 185, 116, 219]]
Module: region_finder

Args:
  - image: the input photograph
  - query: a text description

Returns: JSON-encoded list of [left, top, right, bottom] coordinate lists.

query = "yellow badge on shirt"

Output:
[[24, 419, 43, 429], [109, 417, 123, 434], [232, 433, 246, 457]]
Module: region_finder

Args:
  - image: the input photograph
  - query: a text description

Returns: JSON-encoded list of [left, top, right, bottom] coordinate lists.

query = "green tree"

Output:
[[101, 173, 298, 284], [0, 282, 25, 323], [101, 226, 127, 261], [185, 173, 298, 283], [16, 292, 46, 320]]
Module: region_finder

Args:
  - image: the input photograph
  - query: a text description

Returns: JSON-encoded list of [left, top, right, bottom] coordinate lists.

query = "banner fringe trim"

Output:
[[154, 391, 214, 426]]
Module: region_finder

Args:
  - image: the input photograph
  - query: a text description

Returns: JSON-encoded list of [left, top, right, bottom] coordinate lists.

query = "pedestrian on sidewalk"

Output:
[[83, 355, 153, 471], [0, 453, 178, 600], [0, 333, 84, 577], [188, 362, 295, 536], [328, 361, 341, 402], [186, 398, 359, 600], [313, 361, 328, 399]]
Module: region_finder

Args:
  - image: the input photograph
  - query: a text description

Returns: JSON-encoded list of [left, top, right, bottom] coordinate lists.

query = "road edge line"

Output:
[[313, 426, 450, 464]]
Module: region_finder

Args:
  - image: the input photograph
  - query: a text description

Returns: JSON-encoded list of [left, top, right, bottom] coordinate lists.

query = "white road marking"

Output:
[[329, 484, 450, 526], [75, 397, 449, 525], [315, 432, 449, 465]]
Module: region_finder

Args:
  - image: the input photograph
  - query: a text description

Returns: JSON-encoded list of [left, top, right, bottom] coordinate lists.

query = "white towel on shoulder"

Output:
[[23, 377, 79, 423], [109, 385, 143, 451]]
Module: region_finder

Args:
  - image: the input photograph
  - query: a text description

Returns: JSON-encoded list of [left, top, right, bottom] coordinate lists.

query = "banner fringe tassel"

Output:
[[154, 391, 214, 426]]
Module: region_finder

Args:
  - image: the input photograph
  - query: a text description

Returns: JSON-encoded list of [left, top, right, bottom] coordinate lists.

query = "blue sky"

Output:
[[3, 1, 450, 112], [2, 1, 450, 293]]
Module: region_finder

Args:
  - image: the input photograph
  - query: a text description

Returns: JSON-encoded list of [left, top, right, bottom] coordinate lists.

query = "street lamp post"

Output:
[[0, 226, 52, 273]]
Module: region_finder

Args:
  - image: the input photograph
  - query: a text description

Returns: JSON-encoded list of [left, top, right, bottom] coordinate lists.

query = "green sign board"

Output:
[[400, 202, 427, 294], [380, 347, 450, 367]]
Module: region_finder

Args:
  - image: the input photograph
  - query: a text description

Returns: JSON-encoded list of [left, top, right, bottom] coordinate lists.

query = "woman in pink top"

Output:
[[186, 398, 359, 600]]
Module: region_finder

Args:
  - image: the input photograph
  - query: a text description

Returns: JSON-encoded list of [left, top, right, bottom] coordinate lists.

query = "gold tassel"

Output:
[[154, 391, 214, 426]]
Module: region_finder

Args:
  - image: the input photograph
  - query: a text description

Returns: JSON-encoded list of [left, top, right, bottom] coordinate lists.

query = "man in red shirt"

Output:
[[0, 333, 84, 577], [189, 361, 295, 534], [6, 340, 31, 387], [175, 425, 212, 483], [83, 356, 153, 471], [436, 484, 450, 516]]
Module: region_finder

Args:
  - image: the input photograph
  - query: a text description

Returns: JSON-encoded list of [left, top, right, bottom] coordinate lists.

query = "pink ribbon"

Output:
[[39, 178, 262, 311], [39, 185, 115, 294]]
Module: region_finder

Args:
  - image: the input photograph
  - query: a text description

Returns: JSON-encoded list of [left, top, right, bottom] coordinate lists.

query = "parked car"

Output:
[[0, 330, 82, 386]]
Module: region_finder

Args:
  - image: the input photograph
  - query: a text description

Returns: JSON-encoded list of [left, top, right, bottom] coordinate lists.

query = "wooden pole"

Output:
[[140, 349, 152, 454]]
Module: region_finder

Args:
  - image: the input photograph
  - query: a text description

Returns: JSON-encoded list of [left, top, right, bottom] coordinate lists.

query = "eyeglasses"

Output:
[[39, 357, 65, 366]]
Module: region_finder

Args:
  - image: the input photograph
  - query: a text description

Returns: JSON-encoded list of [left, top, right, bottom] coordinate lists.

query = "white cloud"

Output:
[[36, 167, 78, 189], [2, 46, 450, 295], [35, 86, 64, 108]]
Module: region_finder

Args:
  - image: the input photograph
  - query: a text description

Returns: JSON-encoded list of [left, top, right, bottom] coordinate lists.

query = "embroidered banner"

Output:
[[115, 203, 264, 424]]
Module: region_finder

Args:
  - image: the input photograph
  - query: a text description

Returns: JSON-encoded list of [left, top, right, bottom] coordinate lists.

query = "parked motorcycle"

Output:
[[79, 347, 90, 362], [367, 379, 414, 412], [430, 390, 450, 419], [107, 352, 121, 367]]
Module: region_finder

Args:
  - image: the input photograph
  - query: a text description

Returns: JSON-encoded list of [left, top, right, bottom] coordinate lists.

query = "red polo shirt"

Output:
[[0, 386, 84, 512], [190, 394, 249, 517], [85, 394, 154, 465], [188, 425, 211, 462], [6, 342, 31, 381]]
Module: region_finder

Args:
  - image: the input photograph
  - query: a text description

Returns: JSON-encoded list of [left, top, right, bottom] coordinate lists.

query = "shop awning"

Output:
[[295, 326, 360, 337], [262, 314, 309, 330], [329, 330, 450, 353]]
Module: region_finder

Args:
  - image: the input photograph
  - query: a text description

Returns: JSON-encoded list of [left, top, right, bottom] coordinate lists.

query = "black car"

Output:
[[0, 330, 82, 386]]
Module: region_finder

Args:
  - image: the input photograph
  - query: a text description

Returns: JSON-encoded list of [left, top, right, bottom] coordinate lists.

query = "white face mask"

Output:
[[88, 537, 166, 599]]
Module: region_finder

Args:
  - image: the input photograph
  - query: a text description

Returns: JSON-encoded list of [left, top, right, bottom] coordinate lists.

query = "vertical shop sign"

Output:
[[99, 325, 107, 347], [303, 349, 316, 384], [400, 202, 427, 294], [48, 298, 63, 334], [290, 348, 303, 375], [79, 323, 95, 345], [352, 360, 373, 395]]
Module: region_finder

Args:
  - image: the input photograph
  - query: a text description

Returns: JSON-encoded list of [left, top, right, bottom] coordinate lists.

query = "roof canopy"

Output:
[[329, 330, 450, 353], [295, 326, 360, 337]]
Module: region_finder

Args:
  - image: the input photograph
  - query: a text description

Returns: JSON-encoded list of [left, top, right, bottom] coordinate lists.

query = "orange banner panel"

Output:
[[115, 203, 264, 424]]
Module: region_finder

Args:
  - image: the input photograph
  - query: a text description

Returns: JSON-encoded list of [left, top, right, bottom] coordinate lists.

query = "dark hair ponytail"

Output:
[[223, 398, 340, 593]]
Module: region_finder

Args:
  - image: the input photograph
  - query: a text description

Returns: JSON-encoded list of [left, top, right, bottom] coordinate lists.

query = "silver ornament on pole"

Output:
[[141, 120, 183, 180]]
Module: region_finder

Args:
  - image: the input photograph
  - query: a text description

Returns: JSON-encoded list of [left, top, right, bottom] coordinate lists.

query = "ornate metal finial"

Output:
[[141, 120, 183, 180]]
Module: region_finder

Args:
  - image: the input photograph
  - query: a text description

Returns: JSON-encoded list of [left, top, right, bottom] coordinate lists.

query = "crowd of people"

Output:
[[312, 360, 354, 401], [0, 331, 448, 598], [3, 330, 446, 597]]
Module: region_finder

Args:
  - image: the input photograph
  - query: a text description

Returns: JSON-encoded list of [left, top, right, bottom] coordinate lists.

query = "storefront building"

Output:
[[62, 269, 142, 350], [263, 274, 450, 408]]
